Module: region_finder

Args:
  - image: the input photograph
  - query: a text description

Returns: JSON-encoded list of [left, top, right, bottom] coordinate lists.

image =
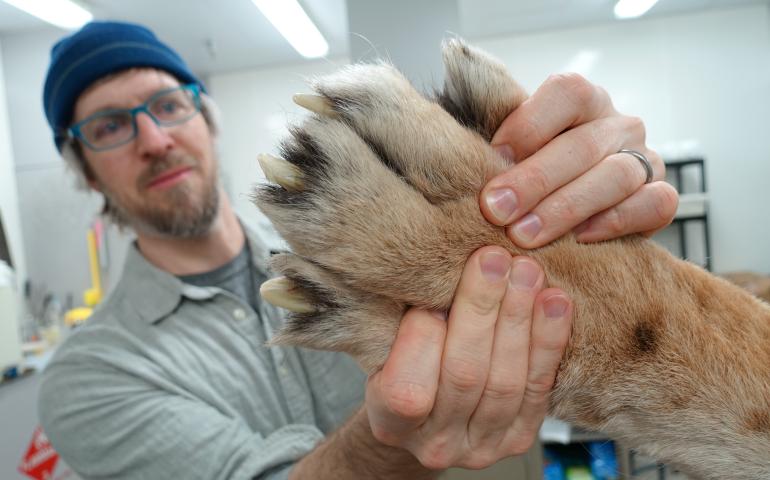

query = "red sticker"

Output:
[[18, 426, 60, 480]]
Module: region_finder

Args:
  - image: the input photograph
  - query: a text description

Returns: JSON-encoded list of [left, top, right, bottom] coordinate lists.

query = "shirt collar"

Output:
[[116, 221, 275, 325]]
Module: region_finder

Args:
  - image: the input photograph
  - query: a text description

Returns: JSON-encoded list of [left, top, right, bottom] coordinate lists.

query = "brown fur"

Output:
[[254, 40, 770, 479]]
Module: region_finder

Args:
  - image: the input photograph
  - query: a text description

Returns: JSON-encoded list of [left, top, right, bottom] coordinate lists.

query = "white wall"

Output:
[[0, 38, 26, 286], [473, 5, 770, 273]]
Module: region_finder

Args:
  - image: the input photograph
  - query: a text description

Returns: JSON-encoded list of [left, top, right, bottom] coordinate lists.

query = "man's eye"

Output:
[[153, 99, 184, 117], [159, 101, 178, 113], [90, 116, 129, 140]]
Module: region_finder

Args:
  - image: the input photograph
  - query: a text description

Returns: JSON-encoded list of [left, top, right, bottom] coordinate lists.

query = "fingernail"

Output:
[[484, 188, 518, 224], [493, 144, 515, 162], [544, 295, 569, 319], [510, 259, 540, 289], [480, 251, 511, 282], [512, 214, 542, 242]]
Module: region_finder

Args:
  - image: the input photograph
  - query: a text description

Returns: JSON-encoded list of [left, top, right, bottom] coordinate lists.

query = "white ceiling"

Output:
[[0, 0, 766, 76]]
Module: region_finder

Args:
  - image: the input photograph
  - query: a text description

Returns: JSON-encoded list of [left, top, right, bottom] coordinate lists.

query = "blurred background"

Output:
[[1, 1, 769, 479]]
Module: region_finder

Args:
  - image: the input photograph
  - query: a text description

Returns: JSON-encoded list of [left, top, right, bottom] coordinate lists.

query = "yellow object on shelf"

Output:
[[64, 306, 92, 326], [84, 228, 102, 307], [64, 227, 103, 327]]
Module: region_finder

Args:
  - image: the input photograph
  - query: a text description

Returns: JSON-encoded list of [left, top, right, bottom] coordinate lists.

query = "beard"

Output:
[[99, 152, 220, 238]]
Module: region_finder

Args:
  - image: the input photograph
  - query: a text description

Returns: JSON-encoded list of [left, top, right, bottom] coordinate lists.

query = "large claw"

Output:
[[257, 153, 304, 191], [260, 277, 315, 314], [293, 93, 337, 117]]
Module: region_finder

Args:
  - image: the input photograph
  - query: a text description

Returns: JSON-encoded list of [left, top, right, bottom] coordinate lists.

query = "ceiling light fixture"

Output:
[[251, 0, 329, 58], [2, 0, 92, 30], [614, 0, 660, 19]]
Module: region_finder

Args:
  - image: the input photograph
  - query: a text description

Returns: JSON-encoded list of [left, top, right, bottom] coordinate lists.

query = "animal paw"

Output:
[[255, 40, 526, 371]]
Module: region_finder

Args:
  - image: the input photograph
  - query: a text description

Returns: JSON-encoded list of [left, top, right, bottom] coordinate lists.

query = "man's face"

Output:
[[73, 68, 219, 237]]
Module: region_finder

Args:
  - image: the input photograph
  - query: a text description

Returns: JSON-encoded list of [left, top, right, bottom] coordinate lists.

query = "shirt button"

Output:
[[233, 308, 247, 320]]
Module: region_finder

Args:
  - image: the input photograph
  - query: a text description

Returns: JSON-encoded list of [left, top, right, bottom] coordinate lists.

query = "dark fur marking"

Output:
[[280, 127, 330, 181], [322, 92, 370, 116], [284, 270, 341, 311], [458, 43, 473, 59], [312, 90, 410, 181], [256, 126, 332, 210], [254, 184, 313, 211], [633, 321, 659, 355], [745, 409, 770, 433], [434, 89, 492, 141], [362, 137, 407, 179]]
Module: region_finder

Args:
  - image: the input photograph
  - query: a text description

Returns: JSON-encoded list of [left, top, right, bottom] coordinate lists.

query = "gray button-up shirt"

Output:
[[38, 229, 366, 480]]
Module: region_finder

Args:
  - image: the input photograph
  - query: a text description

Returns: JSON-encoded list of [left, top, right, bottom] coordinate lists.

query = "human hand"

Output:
[[365, 246, 572, 470], [480, 73, 679, 248]]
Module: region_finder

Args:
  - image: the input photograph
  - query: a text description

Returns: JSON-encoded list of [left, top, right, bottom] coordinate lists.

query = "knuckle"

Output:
[[507, 434, 538, 456], [532, 329, 570, 355], [577, 128, 602, 163], [625, 115, 646, 142], [482, 381, 525, 402], [526, 374, 557, 398], [517, 119, 547, 149], [381, 383, 434, 422], [594, 84, 613, 108], [443, 357, 486, 393], [603, 207, 628, 236], [552, 72, 595, 107], [518, 164, 551, 200], [462, 451, 501, 470], [646, 149, 664, 178], [614, 154, 646, 190], [417, 436, 456, 470], [545, 195, 583, 226], [466, 291, 504, 317]]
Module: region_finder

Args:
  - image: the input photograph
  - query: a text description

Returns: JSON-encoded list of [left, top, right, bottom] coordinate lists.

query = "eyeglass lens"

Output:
[[79, 87, 198, 149]]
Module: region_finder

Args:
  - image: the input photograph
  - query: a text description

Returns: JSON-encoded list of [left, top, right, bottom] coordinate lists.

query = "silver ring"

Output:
[[619, 149, 653, 184]]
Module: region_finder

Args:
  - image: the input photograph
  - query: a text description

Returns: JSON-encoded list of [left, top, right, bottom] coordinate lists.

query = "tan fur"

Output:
[[722, 271, 770, 303], [254, 40, 770, 479]]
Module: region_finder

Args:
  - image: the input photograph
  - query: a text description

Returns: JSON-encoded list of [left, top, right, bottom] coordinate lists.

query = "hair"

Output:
[[60, 90, 222, 226]]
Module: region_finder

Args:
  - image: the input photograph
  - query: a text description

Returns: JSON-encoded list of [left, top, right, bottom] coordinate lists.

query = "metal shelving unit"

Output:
[[666, 157, 711, 271]]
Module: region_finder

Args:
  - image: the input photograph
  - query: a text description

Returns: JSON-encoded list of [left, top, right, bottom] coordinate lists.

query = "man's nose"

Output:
[[135, 112, 173, 158]]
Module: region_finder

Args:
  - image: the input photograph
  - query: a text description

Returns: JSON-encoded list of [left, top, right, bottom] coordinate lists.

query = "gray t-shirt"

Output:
[[179, 243, 264, 312], [38, 228, 366, 480]]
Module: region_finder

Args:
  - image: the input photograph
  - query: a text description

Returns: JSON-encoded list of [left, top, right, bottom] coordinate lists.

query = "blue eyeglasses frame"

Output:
[[68, 83, 202, 152]]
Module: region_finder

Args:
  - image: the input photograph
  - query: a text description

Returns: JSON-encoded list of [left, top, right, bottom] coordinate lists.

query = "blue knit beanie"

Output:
[[43, 20, 206, 152]]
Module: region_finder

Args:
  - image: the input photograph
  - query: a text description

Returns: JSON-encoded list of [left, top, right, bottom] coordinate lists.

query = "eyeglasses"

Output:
[[68, 84, 202, 152]]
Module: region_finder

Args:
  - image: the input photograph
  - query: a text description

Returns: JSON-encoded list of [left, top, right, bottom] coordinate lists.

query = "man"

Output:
[[39, 21, 676, 479]]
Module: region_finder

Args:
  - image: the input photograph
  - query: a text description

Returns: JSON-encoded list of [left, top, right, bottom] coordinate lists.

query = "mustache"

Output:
[[138, 153, 199, 189]]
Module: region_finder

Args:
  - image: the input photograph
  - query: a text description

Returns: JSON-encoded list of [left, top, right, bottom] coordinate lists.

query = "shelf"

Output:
[[675, 192, 708, 219], [539, 417, 610, 445]]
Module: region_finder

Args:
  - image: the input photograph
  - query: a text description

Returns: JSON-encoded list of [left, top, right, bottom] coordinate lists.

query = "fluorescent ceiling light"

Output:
[[251, 0, 329, 58], [614, 0, 660, 19], [2, 0, 92, 30]]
